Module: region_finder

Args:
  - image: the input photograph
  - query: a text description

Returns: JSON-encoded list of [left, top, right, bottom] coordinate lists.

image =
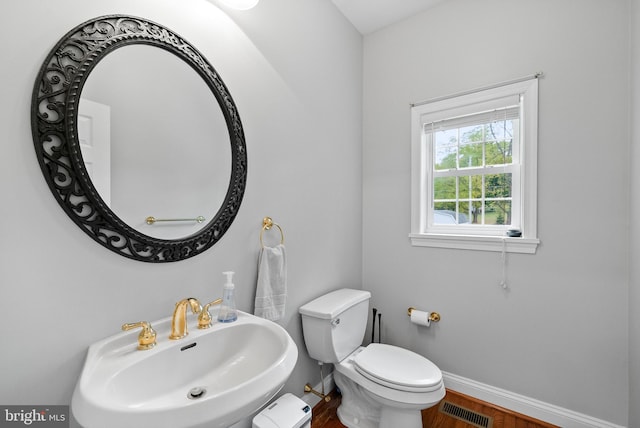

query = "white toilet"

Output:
[[299, 289, 445, 428]]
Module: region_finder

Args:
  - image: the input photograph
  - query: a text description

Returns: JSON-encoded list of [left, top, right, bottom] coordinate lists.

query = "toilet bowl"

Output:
[[334, 345, 445, 428], [299, 289, 445, 428]]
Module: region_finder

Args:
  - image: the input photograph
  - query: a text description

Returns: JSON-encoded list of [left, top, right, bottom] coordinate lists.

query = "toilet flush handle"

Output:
[[331, 318, 340, 327]]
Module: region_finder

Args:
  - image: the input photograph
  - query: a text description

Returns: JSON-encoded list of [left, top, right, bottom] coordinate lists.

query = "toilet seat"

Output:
[[353, 344, 442, 393]]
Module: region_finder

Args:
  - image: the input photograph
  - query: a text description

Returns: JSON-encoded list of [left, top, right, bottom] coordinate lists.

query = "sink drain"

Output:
[[187, 387, 207, 400]]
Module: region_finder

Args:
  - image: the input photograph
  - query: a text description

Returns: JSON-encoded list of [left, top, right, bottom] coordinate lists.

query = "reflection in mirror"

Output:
[[80, 46, 231, 239], [78, 98, 111, 206]]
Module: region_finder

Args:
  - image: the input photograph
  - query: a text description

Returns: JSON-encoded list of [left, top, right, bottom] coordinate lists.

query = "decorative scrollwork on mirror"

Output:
[[31, 15, 247, 262]]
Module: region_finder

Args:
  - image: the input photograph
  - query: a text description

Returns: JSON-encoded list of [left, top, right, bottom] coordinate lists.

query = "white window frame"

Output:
[[410, 78, 540, 254]]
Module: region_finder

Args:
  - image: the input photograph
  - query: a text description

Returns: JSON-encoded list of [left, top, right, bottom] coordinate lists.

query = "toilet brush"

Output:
[[377, 312, 382, 343], [371, 308, 377, 343]]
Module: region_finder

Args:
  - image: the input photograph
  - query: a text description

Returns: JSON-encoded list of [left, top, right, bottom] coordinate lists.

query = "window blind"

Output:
[[421, 95, 520, 133]]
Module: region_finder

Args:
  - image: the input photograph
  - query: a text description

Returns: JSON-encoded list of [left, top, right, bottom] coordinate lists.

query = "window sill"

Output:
[[409, 233, 539, 254]]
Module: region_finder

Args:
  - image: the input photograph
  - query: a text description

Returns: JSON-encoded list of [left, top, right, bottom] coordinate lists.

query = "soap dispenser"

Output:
[[217, 271, 238, 323]]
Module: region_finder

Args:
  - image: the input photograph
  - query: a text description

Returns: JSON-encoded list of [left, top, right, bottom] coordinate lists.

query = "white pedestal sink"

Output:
[[71, 310, 298, 428]]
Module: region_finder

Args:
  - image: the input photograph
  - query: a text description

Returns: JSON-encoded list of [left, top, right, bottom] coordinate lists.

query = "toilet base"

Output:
[[337, 402, 422, 428], [334, 370, 428, 428], [334, 371, 379, 428], [378, 406, 422, 428]]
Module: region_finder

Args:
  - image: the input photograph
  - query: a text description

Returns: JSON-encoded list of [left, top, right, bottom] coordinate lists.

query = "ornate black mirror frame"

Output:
[[31, 15, 247, 262]]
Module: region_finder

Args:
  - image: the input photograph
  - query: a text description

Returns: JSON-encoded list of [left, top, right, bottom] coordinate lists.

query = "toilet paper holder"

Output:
[[407, 307, 441, 322]]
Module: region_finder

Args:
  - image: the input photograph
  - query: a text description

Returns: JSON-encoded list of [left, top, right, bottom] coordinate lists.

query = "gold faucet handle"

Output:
[[198, 298, 223, 329], [122, 321, 157, 350]]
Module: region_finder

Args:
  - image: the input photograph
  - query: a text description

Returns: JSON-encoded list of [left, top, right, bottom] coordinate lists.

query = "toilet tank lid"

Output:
[[299, 289, 371, 319]]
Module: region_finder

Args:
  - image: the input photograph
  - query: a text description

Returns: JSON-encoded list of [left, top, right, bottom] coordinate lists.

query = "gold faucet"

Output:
[[169, 297, 201, 340], [122, 321, 157, 350], [198, 298, 223, 329]]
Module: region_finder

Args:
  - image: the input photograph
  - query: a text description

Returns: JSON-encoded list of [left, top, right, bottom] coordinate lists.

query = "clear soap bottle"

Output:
[[217, 271, 238, 323]]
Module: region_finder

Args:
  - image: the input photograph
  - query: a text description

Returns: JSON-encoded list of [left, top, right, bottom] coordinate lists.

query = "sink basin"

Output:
[[71, 311, 298, 428]]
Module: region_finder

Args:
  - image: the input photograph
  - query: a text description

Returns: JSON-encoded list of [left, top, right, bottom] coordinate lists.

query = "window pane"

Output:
[[434, 176, 456, 200], [486, 140, 512, 166], [458, 202, 471, 224], [460, 125, 483, 144], [485, 173, 512, 198], [458, 175, 483, 200], [433, 203, 469, 224], [470, 174, 484, 198], [485, 200, 512, 225], [434, 201, 456, 211], [459, 142, 482, 167], [458, 176, 470, 199], [434, 129, 457, 170], [433, 202, 457, 224], [470, 203, 482, 224], [485, 120, 513, 142]]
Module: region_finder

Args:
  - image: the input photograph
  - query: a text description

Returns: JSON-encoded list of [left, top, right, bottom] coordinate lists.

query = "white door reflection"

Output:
[[79, 98, 111, 207]]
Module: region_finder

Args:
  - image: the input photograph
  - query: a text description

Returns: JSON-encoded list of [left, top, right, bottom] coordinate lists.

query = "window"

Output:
[[410, 78, 539, 253]]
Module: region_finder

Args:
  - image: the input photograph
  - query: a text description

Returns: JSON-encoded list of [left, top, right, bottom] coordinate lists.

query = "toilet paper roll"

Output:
[[410, 309, 432, 327]]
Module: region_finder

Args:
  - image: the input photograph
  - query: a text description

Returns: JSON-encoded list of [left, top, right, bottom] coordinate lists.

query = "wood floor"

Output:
[[310, 389, 559, 428]]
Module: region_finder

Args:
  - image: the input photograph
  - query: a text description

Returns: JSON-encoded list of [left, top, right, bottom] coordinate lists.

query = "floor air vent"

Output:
[[439, 401, 493, 428]]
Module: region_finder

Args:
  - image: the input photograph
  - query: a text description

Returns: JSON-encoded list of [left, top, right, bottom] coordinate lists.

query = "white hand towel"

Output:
[[254, 244, 287, 321]]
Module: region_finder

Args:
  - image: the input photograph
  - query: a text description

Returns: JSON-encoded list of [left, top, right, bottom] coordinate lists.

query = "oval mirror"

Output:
[[31, 15, 247, 262]]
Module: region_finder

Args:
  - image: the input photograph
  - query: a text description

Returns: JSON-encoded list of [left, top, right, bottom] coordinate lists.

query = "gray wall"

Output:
[[362, 0, 630, 425], [0, 0, 362, 408], [630, 0, 640, 426]]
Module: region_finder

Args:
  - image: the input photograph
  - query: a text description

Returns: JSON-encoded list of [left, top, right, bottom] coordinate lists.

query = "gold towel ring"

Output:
[[260, 217, 284, 247]]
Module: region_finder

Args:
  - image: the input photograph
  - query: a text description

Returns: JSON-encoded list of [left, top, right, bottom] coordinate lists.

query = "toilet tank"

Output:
[[299, 289, 371, 363]]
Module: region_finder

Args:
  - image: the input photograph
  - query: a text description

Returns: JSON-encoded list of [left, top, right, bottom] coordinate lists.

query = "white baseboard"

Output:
[[300, 369, 625, 428], [443, 371, 626, 428]]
